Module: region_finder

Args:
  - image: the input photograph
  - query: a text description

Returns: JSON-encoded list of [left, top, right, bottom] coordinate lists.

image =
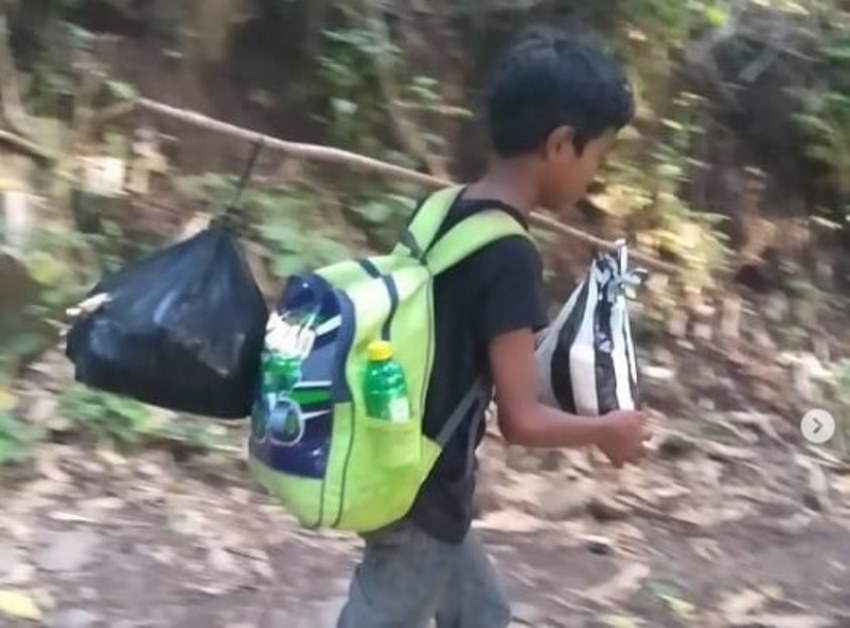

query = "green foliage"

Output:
[[105, 79, 138, 101], [831, 359, 850, 458], [177, 173, 353, 277], [0, 410, 44, 466], [258, 191, 351, 277], [60, 385, 151, 446], [157, 419, 225, 453], [834, 359, 850, 395], [0, 221, 120, 383], [607, 91, 728, 297], [315, 22, 461, 164], [31, 382, 231, 457], [348, 187, 418, 250], [317, 26, 400, 154], [24, 221, 127, 315], [793, 32, 850, 204], [0, 334, 49, 382]]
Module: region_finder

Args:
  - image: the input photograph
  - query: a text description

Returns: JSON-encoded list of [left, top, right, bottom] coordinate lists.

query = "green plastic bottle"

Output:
[[364, 340, 411, 422], [258, 351, 304, 440]]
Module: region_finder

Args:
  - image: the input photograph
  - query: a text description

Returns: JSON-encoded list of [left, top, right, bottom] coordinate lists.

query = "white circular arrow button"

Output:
[[801, 409, 836, 445]]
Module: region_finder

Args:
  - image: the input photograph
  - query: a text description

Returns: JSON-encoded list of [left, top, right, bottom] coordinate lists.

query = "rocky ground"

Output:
[[2, 359, 850, 628]]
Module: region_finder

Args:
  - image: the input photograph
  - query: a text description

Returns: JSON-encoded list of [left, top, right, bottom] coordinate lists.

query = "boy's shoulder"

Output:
[[439, 201, 548, 344]]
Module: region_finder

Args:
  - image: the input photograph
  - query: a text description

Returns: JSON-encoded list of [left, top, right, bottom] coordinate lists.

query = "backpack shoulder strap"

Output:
[[396, 185, 465, 259], [425, 210, 531, 276]]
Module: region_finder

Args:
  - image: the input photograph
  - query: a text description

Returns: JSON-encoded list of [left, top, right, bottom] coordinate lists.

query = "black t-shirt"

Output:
[[405, 194, 548, 544]]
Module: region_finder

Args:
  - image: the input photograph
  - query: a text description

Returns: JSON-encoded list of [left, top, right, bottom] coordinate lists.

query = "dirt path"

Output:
[[2, 406, 850, 628]]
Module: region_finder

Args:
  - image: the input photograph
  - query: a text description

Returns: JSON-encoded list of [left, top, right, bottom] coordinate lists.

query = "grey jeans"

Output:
[[337, 519, 512, 628]]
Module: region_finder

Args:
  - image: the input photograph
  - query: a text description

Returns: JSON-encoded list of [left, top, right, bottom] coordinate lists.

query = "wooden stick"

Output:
[[0, 129, 51, 161], [128, 97, 674, 271], [137, 98, 444, 187]]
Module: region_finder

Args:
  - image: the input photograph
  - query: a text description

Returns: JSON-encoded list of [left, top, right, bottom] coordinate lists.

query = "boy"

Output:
[[338, 26, 646, 628]]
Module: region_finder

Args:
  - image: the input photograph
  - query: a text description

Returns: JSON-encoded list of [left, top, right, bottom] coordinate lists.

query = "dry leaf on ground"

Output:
[[603, 614, 644, 628], [660, 593, 697, 621], [0, 589, 42, 621]]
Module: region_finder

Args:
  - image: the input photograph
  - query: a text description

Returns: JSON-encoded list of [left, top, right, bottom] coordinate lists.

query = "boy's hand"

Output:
[[597, 410, 648, 468]]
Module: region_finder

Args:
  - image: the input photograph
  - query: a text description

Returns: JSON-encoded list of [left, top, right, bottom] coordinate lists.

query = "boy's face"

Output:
[[538, 128, 617, 213]]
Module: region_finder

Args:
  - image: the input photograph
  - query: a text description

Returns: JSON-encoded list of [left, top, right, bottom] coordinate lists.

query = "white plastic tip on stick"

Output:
[[66, 293, 111, 318]]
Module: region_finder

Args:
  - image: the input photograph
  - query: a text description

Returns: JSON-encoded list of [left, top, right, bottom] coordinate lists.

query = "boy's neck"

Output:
[[463, 158, 540, 216]]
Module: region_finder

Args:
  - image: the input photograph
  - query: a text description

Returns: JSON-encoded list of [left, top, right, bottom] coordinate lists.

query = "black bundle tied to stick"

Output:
[[66, 138, 270, 419]]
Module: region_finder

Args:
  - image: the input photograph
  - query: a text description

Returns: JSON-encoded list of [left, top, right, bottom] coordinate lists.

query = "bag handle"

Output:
[[214, 136, 265, 231]]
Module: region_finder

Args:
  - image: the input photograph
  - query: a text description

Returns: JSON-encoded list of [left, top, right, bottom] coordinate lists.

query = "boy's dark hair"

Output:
[[487, 26, 635, 157]]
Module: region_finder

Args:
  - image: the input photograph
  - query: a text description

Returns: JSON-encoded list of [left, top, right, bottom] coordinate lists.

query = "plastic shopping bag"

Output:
[[65, 140, 269, 419], [535, 241, 646, 416]]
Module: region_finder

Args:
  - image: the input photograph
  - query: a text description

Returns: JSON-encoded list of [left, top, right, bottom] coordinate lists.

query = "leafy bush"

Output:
[[177, 171, 422, 277], [0, 409, 43, 466], [59, 385, 151, 446], [794, 32, 850, 210]]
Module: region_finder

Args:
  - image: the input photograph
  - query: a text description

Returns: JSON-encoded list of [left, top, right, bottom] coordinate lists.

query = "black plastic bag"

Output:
[[66, 140, 269, 418]]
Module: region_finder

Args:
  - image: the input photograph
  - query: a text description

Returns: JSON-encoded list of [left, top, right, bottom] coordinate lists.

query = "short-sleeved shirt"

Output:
[[405, 192, 548, 544]]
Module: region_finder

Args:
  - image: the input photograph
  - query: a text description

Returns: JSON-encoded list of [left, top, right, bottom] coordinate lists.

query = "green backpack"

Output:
[[248, 185, 529, 532]]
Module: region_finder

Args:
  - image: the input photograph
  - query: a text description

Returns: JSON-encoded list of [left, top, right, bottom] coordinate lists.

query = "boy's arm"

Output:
[[489, 327, 647, 468]]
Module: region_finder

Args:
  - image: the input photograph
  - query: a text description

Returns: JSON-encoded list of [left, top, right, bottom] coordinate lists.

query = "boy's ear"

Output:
[[545, 125, 577, 160]]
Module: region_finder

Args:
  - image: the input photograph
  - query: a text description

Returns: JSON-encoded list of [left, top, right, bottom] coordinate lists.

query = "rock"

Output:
[[539, 450, 563, 472], [536, 477, 596, 521], [25, 395, 59, 428], [698, 398, 716, 412], [796, 454, 833, 513], [36, 529, 100, 573], [669, 308, 688, 338], [588, 495, 633, 522], [167, 508, 207, 536], [791, 353, 831, 403], [693, 321, 713, 342], [0, 541, 19, 579], [47, 608, 101, 628], [505, 446, 545, 473], [752, 326, 777, 351], [206, 546, 239, 574], [653, 429, 698, 459], [720, 294, 743, 340], [765, 291, 790, 323], [653, 346, 675, 366], [582, 534, 614, 555], [511, 602, 547, 626], [0, 250, 39, 336]]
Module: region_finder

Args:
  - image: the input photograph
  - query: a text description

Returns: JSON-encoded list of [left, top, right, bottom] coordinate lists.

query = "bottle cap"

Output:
[[367, 340, 393, 361]]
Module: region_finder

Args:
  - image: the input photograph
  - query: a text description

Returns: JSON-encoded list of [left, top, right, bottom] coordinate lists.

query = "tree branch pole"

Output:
[[132, 97, 675, 272], [0, 128, 51, 161]]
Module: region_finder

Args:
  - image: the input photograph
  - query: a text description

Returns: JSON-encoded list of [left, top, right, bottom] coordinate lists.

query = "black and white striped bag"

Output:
[[536, 241, 646, 416]]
